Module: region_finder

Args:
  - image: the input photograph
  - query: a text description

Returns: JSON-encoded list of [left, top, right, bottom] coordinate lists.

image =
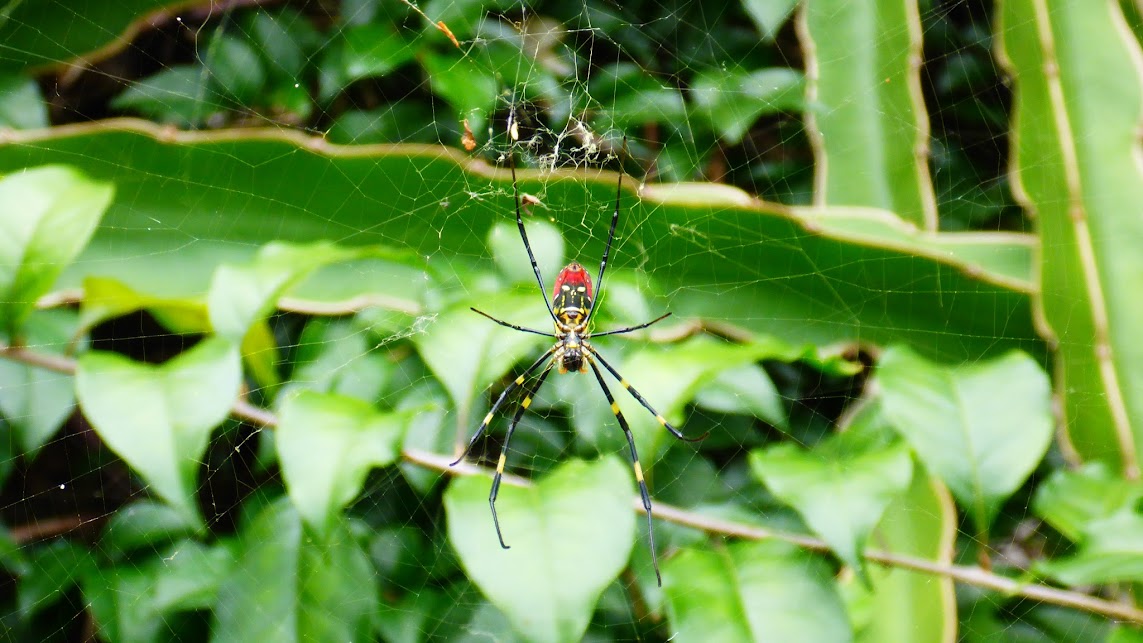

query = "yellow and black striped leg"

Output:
[[585, 354, 663, 587], [490, 363, 555, 549], [450, 347, 557, 467], [588, 348, 709, 443]]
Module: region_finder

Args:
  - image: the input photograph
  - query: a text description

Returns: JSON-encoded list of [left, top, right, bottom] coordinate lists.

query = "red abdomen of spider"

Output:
[[552, 262, 594, 325]]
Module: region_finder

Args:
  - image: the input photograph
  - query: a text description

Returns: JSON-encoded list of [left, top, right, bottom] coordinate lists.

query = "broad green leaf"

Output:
[[999, 0, 1143, 471], [151, 540, 233, 612], [79, 276, 209, 337], [208, 241, 370, 343], [444, 457, 635, 643], [1038, 508, 1143, 585], [741, 0, 799, 41], [76, 337, 242, 525], [690, 67, 804, 144], [0, 165, 113, 337], [281, 317, 390, 403], [588, 63, 687, 129], [0, 74, 47, 129], [318, 23, 415, 102], [19, 540, 98, 617], [0, 309, 79, 456], [1032, 462, 1142, 542], [277, 390, 409, 533], [0, 0, 173, 70], [243, 9, 318, 81], [693, 362, 787, 429], [213, 498, 376, 643], [663, 541, 852, 641], [414, 295, 548, 444], [110, 66, 218, 127], [488, 219, 566, 289], [843, 440, 957, 643], [203, 34, 266, 103], [0, 125, 1042, 364], [801, 0, 938, 228], [101, 500, 199, 560], [877, 346, 1052, 531], [749, 422, 913, 579], [422, 52, 498, 129]]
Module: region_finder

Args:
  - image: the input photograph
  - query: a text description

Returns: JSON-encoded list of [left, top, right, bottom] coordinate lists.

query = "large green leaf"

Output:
[[0, 165, 113, 337], [877, 346, 1052, 531], [750, 414, 913, 579], [0, 0, 174, 70], [662, 541, 852, 641], [444, 457, 635, 643], [850, 468, 956, 643], [801, 0, 938, 228], [0, 124, 1041, 366], [998, 0, 1143, 472], [75, 336, 242, 525], [277, 390, 410, 534], [1038, 508, 1143, 585], [1032, 462, 1142, 542], [0, 309, 79, 457], [213, 498, 375, 643]]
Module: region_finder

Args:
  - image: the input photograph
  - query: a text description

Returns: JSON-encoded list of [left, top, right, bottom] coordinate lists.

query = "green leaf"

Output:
[[802, 0, 938, 227], [76, 337, 242, 525], [203, 33, 266, 103], [1038, 508, 1143, 585], [849, 468, 957, 643], [0, 126, 1042, 364], [1032, 462, 1142, 542], [319, 23, 415, 102], [208, 241, 372, 343], [0, 74, 48, 129], [444, 458, 635, 643], [212, 498, 375, 643], [0, 309, 79, 456], [422, 52, 498, 129], [0, 165, 113, 337], [877, 346, 1052, 531], [101, 501, 199, 559], [999, 0, 1143, 470], [0, 0, 174, 70], [414, 295, 548, 432], [663, 541, 852, 641], [110, 66, 217, 127], [277, 390, 409, 533], [243, 9, 320, 81], [749, 420, 913, 579], [151, 540, 233, 612], [693, 362, 787, 429], [281, 318, 390, 403], [740, 0, 799, 41], [79, 275, 210, 337], [690, 67, 804, 144], [19, 540, 98, 617], [488, 219, 566, 288]]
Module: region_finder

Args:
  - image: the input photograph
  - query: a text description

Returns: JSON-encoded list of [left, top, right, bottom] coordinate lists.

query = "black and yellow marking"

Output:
[[487, 363, 555, 549], [584, 353, 663, 586], [591, 350, 707, 443]]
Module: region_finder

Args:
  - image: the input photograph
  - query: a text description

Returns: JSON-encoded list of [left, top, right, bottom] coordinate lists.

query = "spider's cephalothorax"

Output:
[[552, 262, 593, 373], [453, 129, 707, 588]]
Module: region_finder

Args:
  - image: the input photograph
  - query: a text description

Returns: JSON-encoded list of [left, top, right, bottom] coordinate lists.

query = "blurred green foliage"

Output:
[[0, 0, 1141, 641]]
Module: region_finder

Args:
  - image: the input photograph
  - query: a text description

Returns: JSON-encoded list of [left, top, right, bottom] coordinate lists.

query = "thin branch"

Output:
[[5, 342, 1142, 624]]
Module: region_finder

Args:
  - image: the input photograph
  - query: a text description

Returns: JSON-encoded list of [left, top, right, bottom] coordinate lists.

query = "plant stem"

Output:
[[7, 341, 1143, 625]]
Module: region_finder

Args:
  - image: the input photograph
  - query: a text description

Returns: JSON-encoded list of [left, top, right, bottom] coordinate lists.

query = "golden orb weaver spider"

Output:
[[449, 123, 707, 586]]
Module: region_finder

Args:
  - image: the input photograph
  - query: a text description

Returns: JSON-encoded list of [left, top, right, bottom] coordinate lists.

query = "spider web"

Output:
[[0, 0, 1112, 640]]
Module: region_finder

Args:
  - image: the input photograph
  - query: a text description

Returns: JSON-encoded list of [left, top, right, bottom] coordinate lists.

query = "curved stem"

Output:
[[5, 342, 1141, 625]]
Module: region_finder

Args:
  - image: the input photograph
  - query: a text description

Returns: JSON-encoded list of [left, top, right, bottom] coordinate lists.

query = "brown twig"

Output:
[[5, 341, 1142, 624]]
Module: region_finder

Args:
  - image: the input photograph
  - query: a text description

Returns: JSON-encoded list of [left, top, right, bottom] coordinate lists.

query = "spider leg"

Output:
[[489, 362, 555, 549], [591, 312, 671, 338], [584, 136, 627, 326], [586, 346, 710, 443], [585, 353, 663, 587], [471, 308, 554, 337], [450, 346, 557, 467], [508, 120, 559, 323]]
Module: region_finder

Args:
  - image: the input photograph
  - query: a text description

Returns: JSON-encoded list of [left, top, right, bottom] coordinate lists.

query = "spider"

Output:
[[450, 129, 706, 587]]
